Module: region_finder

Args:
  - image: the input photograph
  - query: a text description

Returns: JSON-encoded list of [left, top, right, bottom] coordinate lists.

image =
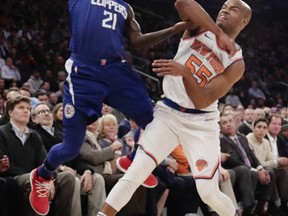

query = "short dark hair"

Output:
[[6, 96, 31, 115], [35, 89, 48, 98], [253, 118, 268, 128], [4, 87, 20, 100], [267, 114, 282, 125], [20, 86, 31, 93]]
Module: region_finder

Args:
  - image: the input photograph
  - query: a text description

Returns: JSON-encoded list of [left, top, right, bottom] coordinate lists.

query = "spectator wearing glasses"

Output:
[[31, 103, 106, 216]]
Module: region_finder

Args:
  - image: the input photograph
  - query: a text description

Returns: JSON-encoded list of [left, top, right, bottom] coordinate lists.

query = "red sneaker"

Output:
[[116, 156, 158, 188], [29, 168, 51, 216], [142, 174, 158, 188], [116, 155, 132, 173]]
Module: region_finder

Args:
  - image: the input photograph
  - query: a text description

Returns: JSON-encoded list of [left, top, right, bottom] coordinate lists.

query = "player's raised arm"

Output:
[[125, 4, 194, 49], [175, 0, 236, 56]]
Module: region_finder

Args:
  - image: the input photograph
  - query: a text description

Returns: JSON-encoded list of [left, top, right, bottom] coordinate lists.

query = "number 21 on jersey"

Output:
[[102, 10, 117, 30]]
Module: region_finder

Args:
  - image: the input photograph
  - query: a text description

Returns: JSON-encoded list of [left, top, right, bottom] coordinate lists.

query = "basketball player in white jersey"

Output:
[[98, 0, 252, 215]]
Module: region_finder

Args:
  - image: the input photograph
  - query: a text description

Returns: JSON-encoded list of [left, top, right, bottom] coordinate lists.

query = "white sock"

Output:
[[97, 212, 107, 216]]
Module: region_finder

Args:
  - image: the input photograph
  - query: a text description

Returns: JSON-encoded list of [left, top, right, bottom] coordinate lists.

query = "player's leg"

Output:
[[179, 113, 236, 216], [99, 110, 179, 216], [29, 106, 88, 215], [29, 58, 102, 215], [105, 61, 154, 130], [104, 61, 155, 186]]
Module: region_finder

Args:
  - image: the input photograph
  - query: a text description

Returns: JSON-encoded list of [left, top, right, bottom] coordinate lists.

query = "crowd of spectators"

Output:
[[0, 0, 287, 107]]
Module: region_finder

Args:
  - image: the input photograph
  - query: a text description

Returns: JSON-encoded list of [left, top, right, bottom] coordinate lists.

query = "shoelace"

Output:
[[35, 180, 51, 198]]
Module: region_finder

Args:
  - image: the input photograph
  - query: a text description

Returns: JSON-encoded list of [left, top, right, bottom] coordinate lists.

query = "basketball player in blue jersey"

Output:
[[98, 0, 252, 216]]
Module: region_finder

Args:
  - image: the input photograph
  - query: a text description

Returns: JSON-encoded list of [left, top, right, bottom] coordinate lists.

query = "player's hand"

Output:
[[215, 31, 236, 57], [0, 155, 10, 173], [152, 59, 190, 77]]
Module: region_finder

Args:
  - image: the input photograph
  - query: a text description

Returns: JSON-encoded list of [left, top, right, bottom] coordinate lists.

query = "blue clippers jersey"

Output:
[[68, 0, 129, 59]]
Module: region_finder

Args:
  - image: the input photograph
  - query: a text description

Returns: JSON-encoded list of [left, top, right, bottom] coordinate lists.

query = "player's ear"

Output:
[[240, 17, 249, 30]]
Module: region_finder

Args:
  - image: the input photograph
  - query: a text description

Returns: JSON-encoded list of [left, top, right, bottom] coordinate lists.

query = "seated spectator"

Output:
[[264, 107, 271, 119], [280, 108, 288, 121], [0, 94, 4, 117], [0, 96, 75, 216], [97, 114, 131, 163], [153, 156, 201, 216], [49, 92, 59, 108], [31, 102, 105, 215], [40, 81, 51, 95], [0, 87, 21, 125], [27, 69, 43, 95], [266, 115, 288, 214], [80, 120, 150, 216], [0, 78, 6, 96], [238, 108, 255, 135], [236, 104, 245, 122], [43, 69, 58, 92], [55, 81, 64, 101], [0, 152, 22, 216], [279, 121, 288, 150], [222, 103, 234, 114], [219, 113, 272, 216], [225, 87, 242, 108], [248, 81, 266, 101], [52, 102, 63, 132], [246, 118, 280, 215], [253, 108, 265, 121], [34, 89, 49, 105], [0, 57, 21, 85], [19, 86, 31, 98]]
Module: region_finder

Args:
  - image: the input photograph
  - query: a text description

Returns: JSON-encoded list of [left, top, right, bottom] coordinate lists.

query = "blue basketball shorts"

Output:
[[63, 57, 154, 128]]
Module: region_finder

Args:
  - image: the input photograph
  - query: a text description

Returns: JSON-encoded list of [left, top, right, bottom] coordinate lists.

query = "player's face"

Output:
[[216, 0, 245, 32]]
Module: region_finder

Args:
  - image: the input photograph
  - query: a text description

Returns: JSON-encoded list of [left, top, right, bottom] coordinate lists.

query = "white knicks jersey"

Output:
[[163, 30, 243, 111]]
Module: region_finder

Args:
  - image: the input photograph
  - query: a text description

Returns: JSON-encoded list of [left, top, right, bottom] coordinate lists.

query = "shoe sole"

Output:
[[116, 158, 129, 173], [141, 181, 158, 188], [29, 170, 49, 216], [116, 158, 158, 188]]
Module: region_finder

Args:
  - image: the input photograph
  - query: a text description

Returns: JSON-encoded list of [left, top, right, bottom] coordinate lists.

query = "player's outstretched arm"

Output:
[[175, 0, 236, 56], [152, 59, 245, 109], [125, 4, 193, 49]]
